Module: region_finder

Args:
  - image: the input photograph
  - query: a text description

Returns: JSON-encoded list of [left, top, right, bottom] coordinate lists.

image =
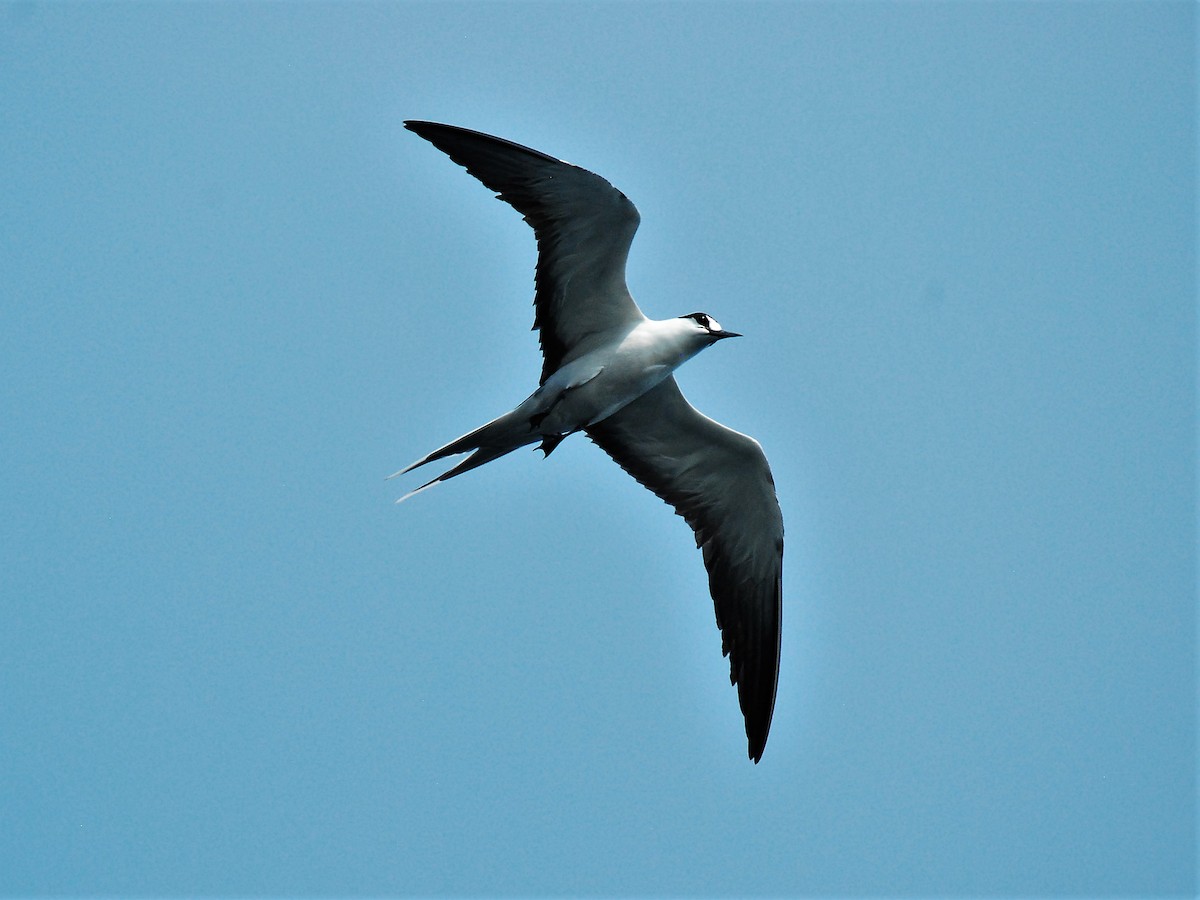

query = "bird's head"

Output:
[[680, 312, 742, 344]]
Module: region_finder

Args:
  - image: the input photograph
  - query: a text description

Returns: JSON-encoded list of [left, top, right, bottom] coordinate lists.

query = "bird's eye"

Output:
[[689, 313, 710, 328]]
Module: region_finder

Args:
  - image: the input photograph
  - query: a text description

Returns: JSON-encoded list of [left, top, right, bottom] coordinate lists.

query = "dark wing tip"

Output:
[[740, 646, 778, 764], [403, 119, 444, 140], [402, 120, 563, 166], [707, 550, 781, 764], [403, 119, 454, 135], [746, 688, 774, 763]]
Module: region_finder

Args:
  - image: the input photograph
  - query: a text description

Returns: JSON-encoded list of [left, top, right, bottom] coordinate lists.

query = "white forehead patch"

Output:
[[707, 317, 722, 333]]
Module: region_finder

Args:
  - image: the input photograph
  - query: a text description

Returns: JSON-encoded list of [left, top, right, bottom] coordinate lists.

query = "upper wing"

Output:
[[404, 121, 647, 383], [586, 378, 784, 763]]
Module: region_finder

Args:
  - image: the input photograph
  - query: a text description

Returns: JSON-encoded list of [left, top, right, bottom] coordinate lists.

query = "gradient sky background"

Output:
[[1, 2, 1195, 896]]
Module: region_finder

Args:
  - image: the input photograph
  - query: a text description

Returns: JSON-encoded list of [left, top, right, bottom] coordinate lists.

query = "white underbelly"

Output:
[[536, 357, 673, 433], [520, 320, 700, 435]]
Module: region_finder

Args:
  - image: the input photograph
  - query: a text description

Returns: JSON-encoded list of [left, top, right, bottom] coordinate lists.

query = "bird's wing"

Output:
[[586, 378, 783, 762], [405, 121, 647, 384]]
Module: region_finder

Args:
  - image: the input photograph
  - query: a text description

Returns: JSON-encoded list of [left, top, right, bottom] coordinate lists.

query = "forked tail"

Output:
[[388, 410, 539, 502]]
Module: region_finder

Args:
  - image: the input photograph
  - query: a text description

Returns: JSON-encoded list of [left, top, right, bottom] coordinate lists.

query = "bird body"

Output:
[[396, 315, 738, 494], [396, 121, 784, 762]]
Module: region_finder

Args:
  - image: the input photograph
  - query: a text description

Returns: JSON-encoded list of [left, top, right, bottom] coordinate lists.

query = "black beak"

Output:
[[711, 330, 742, 340]]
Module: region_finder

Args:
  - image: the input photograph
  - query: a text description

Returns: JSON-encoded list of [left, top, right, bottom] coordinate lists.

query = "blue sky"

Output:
[[1, 2, 1194, 895]]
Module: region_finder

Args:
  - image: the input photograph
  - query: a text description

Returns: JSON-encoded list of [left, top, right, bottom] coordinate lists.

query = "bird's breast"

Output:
[[537, 322, 701, 432]]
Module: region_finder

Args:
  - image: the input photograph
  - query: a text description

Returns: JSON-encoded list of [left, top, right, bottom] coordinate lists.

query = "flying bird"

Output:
[[394, 121, 783, 762]]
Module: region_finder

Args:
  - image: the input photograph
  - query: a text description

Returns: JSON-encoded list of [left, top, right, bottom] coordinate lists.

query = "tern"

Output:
[[394, 121, 783, 763]]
